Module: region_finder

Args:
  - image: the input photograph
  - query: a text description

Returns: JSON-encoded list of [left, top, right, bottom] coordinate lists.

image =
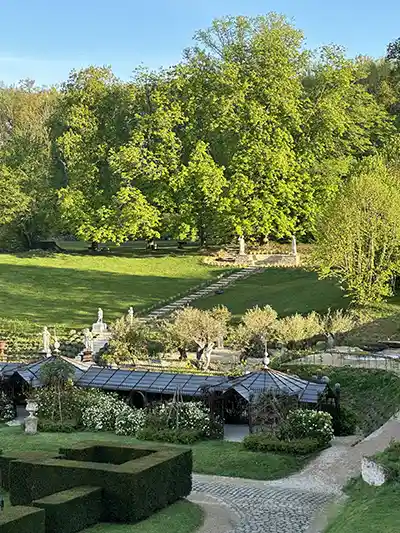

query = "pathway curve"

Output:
[[189, 414, 400, 533]]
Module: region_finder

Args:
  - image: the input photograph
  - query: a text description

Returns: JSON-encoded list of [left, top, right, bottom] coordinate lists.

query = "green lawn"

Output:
[[194, 268, 348, 319], [82, 501, 204, 533], [0, 253, 220, 329], [0, 426, 307, 481], [325, 479, 400, 533]]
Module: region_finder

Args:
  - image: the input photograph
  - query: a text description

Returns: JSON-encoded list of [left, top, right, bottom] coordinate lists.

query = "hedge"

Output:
[[0, 451, 58, 491], [9, 442, 192, 523], [33, 486, 103, 533], [137, 427, 204, 444], [59, 443, 153, 465], [243, 433, 324, 455], [0, 505, 45, 533]]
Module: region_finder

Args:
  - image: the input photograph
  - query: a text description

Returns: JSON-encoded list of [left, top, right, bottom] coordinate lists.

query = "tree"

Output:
[[56, 67, 160, 246], [0, 83, 59, 248], [168, 306, 231, 370], [314, 156, 400, 304], [235, 306, 278, 364], [171, 141, 227, 245], [39, 360, 75, 423], [105, 316, 151, 365]]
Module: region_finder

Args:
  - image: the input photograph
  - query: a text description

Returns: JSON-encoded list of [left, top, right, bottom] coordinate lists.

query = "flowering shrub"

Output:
[[279, 409, 334, 445], [115, 405, 146, 436], [145, 401, 215, 437], [0, 391, 15, 421], [82, 392, 127, 431], [35, 384, 88, 425]]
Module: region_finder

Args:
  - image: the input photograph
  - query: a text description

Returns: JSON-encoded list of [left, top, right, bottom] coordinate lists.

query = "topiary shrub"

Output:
[[279, 409, 334, 445]]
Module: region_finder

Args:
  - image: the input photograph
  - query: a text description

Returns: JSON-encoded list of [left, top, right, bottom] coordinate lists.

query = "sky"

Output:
[[0, 0, 399, 86]]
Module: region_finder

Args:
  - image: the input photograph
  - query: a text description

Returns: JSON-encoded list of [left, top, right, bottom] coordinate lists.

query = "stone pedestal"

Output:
[[92, 322, 107, 334], [24, 415, 38, 435], [82, 350, 93, 363]]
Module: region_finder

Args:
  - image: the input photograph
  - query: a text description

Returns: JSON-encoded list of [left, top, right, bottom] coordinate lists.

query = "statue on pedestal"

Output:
[[42, 327, 51, 357]]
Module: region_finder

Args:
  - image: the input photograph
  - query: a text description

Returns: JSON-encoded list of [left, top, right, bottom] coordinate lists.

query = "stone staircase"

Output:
[[146, 266, 264, 321]]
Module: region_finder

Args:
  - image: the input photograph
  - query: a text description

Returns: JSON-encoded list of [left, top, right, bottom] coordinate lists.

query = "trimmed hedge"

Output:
[[38, 420, 77, 433], [243, 433, 324, 455], [59, 443, 153, 465], [9, 442, 192, 523], [137, 427, 204, 444], [0, 505, 45, 533], [0, 451, 58, 491], [33, 486, 103, 533]]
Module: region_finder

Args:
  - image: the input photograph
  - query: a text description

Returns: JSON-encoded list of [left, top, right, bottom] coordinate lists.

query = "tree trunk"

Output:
[[196, 346, 205, 362], [203, 343, 215, 371], [178, 347, 187, 360]]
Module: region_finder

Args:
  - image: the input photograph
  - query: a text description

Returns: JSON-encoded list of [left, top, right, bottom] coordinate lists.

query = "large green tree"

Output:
[[315, 156, 400, 304], [56, 67, 159, 246], [0, 82, 58, 248]]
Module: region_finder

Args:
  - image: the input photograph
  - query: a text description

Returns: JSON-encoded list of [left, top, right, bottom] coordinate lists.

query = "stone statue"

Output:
[[238, 236, 246, 256], [42, 327, 51, 356], [83, 328, 94, 352], [92, 307, 107, 333], [128, 307, 134, 325], [291, 235, 297, 256]]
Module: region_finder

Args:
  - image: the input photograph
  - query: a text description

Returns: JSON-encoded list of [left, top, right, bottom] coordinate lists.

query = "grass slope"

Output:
[[325, 479, 400, 533], [0, 426, 307, 481], [0, 254, 220, 328], [194, 268, 347, 319], [281, 365, 400, 435]]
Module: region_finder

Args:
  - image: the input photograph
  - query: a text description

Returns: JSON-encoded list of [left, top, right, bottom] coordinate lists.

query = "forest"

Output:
[[1, 13, 400, 250]]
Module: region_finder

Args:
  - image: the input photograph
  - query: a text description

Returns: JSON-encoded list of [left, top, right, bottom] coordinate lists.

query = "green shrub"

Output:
[[323, 405, 358, 436], [0, 391, 15, 421], [34, 385, 87, 426], [243, 433, 323, 455], [115, 405, 146, 436], [38, 419, 77, 433], [279, 409, 334, 445], [137, 427, 203, 444], [0, 451, 59, 490], [33, 486, 103, 533], [81, 391, 127, 431], [144, 401, 222, 439], [9, 443, 192, 523], [0, 505, 45, 533]]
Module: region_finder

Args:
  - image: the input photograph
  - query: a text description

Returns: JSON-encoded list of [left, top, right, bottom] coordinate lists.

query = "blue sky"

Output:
[[0, 0, 398, 86]]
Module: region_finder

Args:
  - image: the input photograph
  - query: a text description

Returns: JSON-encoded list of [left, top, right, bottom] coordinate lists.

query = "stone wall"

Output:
[[234, 253, 300, 267]]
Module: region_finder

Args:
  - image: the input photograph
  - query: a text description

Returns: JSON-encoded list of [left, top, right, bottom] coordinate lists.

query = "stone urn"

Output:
[[24, 398, 38, 435]]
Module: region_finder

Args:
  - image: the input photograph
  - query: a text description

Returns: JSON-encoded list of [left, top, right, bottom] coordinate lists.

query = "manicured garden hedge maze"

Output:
[[0, 442, 192, 533]]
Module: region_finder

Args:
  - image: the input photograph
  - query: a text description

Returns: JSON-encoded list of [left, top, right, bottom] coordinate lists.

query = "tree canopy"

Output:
[[0, 13, 399, 250]]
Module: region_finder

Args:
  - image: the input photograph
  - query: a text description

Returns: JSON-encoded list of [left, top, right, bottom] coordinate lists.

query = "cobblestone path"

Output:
[[190, 475, 334, 533]]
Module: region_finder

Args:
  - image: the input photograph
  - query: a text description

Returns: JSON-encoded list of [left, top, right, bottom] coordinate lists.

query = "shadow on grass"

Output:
[[195, 267, 348, 319], [0, 263, 220, 328]]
